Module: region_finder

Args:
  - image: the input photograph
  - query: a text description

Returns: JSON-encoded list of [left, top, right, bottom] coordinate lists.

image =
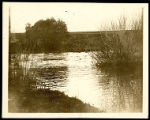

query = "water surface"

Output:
[[16, 52, 143, 112]]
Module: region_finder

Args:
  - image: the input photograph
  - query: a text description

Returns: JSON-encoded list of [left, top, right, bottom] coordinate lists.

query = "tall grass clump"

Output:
[[9, 42, 35, 99], [93, 12, 143, 68]]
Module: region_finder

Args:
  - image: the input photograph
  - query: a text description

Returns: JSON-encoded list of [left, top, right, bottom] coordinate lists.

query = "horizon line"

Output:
[[11, 29, 136, 34]]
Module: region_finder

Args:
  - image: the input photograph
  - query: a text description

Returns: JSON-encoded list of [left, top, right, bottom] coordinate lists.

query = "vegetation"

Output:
[[13, 18, 68, 53], [11, 18, 101, 53], [93, 13, 143, 67]]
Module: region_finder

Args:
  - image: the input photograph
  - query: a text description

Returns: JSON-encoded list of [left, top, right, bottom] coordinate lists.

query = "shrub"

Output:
[[22, 18, 69, 53], [93, 12, 143, 66]]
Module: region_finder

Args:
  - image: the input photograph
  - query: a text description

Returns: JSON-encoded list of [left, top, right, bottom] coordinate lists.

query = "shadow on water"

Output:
[[96, 62, 143, 112]]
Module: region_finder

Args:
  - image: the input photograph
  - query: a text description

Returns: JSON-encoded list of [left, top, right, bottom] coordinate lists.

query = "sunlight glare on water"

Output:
[[64, 52, 104, 109]]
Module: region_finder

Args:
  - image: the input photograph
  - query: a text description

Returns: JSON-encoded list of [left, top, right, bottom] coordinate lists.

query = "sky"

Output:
[[5, 3, 145, 33]]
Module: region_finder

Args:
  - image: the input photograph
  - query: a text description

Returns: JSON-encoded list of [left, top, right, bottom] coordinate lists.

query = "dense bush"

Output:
[[23, 17, 69, 53]]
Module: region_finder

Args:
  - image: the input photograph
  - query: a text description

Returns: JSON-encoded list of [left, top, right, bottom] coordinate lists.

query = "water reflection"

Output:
[[97, 67, 143, 112], [18, 52, 142, 112]]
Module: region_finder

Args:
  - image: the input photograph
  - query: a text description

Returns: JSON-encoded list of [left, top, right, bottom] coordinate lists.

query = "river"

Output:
[[14, 52, 143, 112]]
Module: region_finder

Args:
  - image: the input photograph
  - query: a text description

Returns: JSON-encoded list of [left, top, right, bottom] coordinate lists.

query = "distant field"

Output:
[[10, 30, 136, 43], [10, 30, 142, 54]]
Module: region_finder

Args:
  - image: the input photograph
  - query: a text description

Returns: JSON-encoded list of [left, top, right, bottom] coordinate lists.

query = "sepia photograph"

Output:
[[2, 2, 148, 118]]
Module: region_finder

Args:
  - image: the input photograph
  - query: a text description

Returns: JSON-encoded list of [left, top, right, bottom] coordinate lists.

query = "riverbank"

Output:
[[9, 89, 102, 113]]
